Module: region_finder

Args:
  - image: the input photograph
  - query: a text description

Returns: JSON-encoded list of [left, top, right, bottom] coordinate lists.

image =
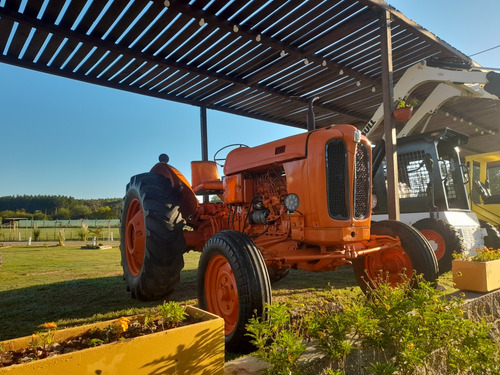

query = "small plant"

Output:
[[156, 301, 187, 330], [90, 226, 103, 241], [78, 223, 89, 241], [29, 322, 58, 359], [246, 303, 309, 375], [396, 98, 419, 109], [57, 229, 65, 246], [32, 226, 41, 241], [453, 247, 500, 262]]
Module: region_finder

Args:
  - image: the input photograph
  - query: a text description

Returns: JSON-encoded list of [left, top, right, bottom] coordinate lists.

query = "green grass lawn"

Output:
[[0, 244, 456, 342]]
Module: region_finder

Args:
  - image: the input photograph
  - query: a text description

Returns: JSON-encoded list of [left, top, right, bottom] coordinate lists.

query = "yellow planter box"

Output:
[[0, 306, 224, 375], [452, 259, 500, 292]]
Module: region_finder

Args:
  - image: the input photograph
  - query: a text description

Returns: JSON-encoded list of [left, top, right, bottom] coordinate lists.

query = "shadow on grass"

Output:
[[0, 269, 199, 341]]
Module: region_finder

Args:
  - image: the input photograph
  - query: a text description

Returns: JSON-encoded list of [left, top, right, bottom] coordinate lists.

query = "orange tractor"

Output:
[[120, 124, 438, 351]]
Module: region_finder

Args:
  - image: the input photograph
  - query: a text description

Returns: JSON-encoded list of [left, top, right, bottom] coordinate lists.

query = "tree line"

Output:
[[0, 195, 122, 220]]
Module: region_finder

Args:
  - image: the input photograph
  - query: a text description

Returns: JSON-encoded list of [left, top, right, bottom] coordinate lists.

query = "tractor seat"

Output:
[[191, 161, 223, 195]]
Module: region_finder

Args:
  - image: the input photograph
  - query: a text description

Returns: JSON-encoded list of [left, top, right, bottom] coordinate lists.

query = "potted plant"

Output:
[[0, 303, 224, 375], [393, 99, 419, 122], [452, 248, 500, 292]]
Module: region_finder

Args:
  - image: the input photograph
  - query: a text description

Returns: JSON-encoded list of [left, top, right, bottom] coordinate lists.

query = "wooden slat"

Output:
[[5, 22, 31, 58], [86, 50, 122, 78], [62, 43, 94, 72], [74, 1, 108, 34], [74, 48, 108, 74], [49, 38, 81, 68], [36, 34, 65, 65], [0, 17, 15, 53], [22, 29, 48, 61], [102, 1, 146, 43], [39, 0, 66, 25], [88, 0, 127, 40]]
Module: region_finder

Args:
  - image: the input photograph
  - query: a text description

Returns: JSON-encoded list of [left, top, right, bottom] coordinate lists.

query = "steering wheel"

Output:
[[213, 143, 249, 167]]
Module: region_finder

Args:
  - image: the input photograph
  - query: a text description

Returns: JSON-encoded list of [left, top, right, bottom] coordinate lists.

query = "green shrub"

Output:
[[247, 275, 500, 375], [247, 303, 308, 375]]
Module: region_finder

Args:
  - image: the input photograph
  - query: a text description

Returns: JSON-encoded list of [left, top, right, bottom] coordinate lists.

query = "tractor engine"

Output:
[[228, 167, 288, 233]]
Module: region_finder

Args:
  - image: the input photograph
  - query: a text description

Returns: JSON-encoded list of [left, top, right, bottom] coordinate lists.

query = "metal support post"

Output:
[[379, 10, 400, 220]]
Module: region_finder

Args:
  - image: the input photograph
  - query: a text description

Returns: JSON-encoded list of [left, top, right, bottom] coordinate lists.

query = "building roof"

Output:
[[0, 0, 498, 155]]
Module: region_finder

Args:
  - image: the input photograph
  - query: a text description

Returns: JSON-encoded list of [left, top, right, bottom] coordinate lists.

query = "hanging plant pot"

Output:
[[452, 259, 500, 292], [0, 306, 224, 375], [393, 107, 413, 122]]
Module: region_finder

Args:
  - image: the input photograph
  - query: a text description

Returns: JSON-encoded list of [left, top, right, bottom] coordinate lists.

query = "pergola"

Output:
[[1, 0, 499, 217]]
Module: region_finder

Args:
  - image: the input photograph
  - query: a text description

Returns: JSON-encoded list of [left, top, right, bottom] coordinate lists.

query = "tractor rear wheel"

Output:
[[413, 218, 465, 273], [353, 220, 438, 292], [120, 173, 185, 301], [479, 219, 500, 249], [198, 230, 272, 353]]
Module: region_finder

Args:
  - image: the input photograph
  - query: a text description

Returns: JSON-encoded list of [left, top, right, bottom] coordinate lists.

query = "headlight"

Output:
[[284, 193, 300, 212]]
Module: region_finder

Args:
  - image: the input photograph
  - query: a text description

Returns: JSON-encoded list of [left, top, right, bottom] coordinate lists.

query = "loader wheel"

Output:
[[413, 218, 465, 273], [479, 219, 500, 249], [198, 230, 272, 353], [120, 173, 186, 301], [353, 220, 438, 292]]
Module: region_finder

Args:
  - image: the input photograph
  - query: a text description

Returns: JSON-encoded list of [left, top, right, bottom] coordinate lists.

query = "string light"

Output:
[[199, 18, 205, 26], [256, 34, 261, 42]]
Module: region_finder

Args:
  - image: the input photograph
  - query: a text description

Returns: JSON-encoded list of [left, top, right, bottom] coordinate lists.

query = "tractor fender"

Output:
[[150, 161, 198, 218]]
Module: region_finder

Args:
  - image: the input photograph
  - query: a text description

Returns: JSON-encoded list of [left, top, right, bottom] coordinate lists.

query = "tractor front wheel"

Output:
[[413, 218, 465, 273], [120, 173, 186, 301], [353, 220, 438, 292], [198, 230, 272, 353]]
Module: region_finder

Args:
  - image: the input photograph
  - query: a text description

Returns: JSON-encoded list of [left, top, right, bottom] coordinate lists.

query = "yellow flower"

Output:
[[459, 292, 466, 298], [119, 317, 130, 332], [44, 322, 57, 329]]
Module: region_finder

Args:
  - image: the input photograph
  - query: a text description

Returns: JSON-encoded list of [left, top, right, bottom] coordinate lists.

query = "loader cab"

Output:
[[372, 128, 470, 214]]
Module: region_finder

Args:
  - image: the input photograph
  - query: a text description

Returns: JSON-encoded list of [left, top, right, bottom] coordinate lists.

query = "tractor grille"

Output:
[[354, 143, 370, 219], [326, 140, 348, 219]]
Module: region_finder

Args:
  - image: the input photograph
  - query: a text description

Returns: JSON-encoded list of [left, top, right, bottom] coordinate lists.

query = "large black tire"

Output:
[[479, 219, 500, 249], [120, 173, 186, 301], [198, 230, 272, 353], [353, 220, 438, 293], [413, 218, 465, 273]]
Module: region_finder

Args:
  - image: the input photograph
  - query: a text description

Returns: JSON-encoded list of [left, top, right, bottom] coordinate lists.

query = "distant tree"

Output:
[[94, 206, 115, 219], [53, 207, 71, 220], [70, 205, 92, 219]]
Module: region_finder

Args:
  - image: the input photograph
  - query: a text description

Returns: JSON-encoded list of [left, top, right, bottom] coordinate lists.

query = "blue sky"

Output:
[[1, 0, 499, 199]]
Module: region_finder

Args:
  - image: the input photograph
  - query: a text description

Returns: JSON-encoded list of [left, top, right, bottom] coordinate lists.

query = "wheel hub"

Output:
[[205, 255, 238, 335], [364, 248, 413, 285], [124, 198, 146, 276]]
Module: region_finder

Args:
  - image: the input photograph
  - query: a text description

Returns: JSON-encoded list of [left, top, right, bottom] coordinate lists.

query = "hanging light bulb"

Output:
[[164, 0, 170, 6], [280, 50, 286, 57], [199, 18, 205, 26], [339, 69, 344, 75], [256, 34, 261, 42]]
